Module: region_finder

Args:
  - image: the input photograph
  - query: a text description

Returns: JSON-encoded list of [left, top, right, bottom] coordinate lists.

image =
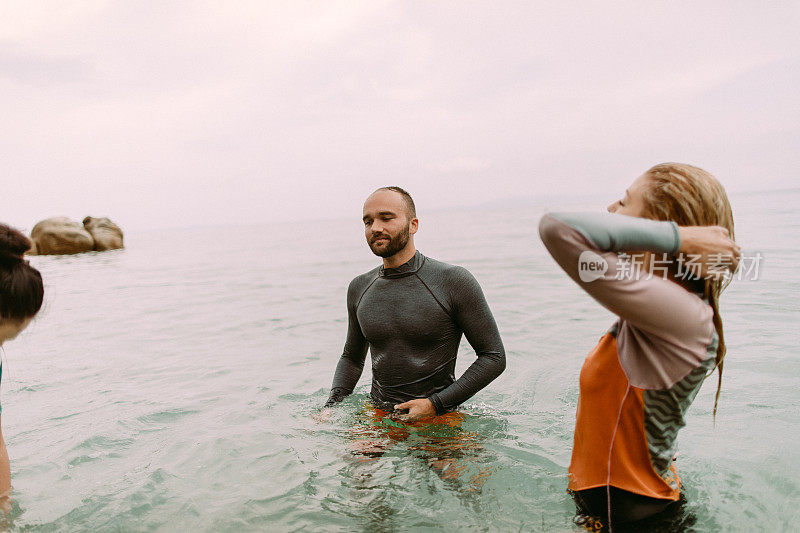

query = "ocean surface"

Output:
[[4, 188, 799, 532]]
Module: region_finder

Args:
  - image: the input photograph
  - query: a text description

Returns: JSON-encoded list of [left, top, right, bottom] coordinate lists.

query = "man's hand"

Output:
[[394, 399, 436, 422], [678, 226, 741, 280], [311, 407, 334, 423]]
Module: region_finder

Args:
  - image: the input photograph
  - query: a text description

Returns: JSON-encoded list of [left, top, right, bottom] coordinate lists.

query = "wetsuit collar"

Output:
[[380, 250, 426, 278]]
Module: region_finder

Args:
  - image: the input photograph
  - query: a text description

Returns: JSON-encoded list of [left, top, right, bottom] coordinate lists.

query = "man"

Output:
[[324, 186, 505, 421]]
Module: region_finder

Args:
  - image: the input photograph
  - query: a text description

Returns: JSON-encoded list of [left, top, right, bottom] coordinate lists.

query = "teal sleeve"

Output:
[[547, 212, 681, 255]]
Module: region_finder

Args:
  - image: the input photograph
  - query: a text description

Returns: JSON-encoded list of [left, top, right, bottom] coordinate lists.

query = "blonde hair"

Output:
[[641, 163, 735, 420]]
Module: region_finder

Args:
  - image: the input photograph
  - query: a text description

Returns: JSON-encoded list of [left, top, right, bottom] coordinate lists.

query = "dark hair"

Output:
[[375, 186, 417, 219], [0, 224, 44, 320]]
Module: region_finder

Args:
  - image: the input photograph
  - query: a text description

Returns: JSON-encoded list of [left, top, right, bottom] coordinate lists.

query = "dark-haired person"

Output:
[[0, 224, 44, 507], [538, 163, 740, 527], [323, 187, 505, 423]]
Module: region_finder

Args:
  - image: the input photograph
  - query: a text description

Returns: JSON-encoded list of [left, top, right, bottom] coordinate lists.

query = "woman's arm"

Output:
[[0, 417, 11, 512], [538, 212, 716, 370]]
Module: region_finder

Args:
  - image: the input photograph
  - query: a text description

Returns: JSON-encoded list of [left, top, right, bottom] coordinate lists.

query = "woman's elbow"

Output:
[[538, 213, 561, 248]]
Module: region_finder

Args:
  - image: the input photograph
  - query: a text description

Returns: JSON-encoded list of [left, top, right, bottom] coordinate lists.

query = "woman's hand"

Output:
[[394, 399, 436, 422], [678, 226, 741, 280]]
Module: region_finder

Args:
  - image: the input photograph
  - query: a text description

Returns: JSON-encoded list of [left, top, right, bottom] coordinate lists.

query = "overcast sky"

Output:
[[2, 1, 798, 231]]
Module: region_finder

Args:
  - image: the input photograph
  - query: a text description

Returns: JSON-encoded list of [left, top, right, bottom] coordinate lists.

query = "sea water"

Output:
[[4, 188, 799, 531]]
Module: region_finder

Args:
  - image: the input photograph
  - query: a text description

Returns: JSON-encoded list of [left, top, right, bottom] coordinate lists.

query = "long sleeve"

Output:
[[427, 267, 506, 414], [325, 278, 369, 407], [538, 212, 714, 389]]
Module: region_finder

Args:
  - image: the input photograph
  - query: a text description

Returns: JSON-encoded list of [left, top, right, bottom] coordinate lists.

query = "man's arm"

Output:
[[427, 267, 506, 415], [324, 278, 369, 407]]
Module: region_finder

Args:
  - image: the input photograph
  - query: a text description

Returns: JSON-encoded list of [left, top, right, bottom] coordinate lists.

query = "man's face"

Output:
[[362, 190, 418, 258]]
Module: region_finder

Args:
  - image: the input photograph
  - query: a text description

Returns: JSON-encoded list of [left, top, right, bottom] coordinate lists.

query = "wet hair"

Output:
[[0, 224, 44, 320], [375, 186, 417, 219], [641, 163, 735, 420]]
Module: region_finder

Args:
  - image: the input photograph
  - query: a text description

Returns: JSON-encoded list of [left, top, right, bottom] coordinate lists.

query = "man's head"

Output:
[[362, 187, 418, 260], [375, 186, 416, 219]]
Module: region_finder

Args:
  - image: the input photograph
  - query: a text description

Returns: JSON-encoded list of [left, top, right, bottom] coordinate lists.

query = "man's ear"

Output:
[[409, 218, 419, 235]]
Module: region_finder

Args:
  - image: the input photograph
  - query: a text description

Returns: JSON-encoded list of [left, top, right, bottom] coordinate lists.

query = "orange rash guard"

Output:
[[568, 330, 680, 500]]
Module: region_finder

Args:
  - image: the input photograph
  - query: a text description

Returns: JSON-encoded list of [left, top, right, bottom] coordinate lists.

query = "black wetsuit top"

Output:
[[325, 251, 505, 415]]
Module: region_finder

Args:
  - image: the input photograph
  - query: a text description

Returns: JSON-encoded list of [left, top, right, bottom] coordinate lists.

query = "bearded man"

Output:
[[323, 186, 506, 421]]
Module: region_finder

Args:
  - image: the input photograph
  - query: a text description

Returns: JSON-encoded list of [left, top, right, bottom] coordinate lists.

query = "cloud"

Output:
[[0, 44, 95, 86], [430, 157, 492, 175], [1, 1, 798, 231]]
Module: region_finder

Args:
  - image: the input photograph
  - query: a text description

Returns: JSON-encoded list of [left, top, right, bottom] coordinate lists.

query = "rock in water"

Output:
[[83, 216, 124, 251], [30, 217, 95, 255]]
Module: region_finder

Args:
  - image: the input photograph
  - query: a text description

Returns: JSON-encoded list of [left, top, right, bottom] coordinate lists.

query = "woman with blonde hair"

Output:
[[539, 163, 740, 527]]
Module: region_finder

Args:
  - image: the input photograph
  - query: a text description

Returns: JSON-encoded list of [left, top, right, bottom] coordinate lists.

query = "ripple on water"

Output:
[[136, 408, 200, 426], [70, 435, 135, 453], [66, 435, 136, 468], [15, 384, 50, 393]]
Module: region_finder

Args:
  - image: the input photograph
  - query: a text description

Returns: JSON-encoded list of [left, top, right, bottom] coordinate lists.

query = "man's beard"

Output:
[[368, 225, 410, 258]]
